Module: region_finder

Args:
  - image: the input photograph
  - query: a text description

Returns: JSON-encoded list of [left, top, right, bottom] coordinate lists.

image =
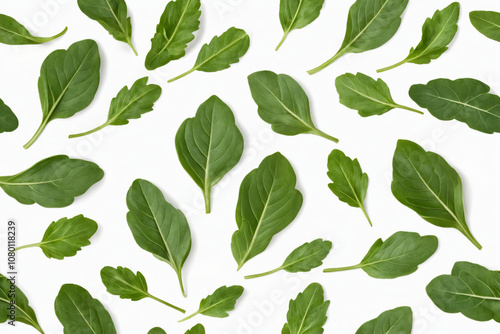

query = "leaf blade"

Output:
[[355, 306, 413, 334], [470, 11, 500, 43], [0, 14, 66, 45], [0, 98, 18, 133]]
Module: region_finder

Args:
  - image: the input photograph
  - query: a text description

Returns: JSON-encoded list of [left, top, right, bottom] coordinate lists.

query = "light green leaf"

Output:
[[0, 14, 66, 45], [470, 11, 500, 43], [356, 307, 413, 334], [0, 98, 18, 133]]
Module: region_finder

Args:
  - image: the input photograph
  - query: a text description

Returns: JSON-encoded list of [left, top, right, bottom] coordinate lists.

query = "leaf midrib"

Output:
[[339, 81, 396, 110], [106, 87, 156, 125], [0, 26, 38, 43], [422, 93, 500, 120], [67, 294, 98, 334], [295, 286, 318, 334], [194, 33, 248, 70], [0, 295, 41, 330], [283, 0, 304, 35]]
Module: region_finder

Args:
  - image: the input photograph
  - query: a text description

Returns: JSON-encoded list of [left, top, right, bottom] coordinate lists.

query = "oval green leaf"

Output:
[[470, 10, 500, 43], [0, 14, 66, 45], [356, 306, 413, 334]]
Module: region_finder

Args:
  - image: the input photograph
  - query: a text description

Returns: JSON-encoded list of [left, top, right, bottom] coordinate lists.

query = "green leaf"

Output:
[[327, 149, 371, 225], [0, 274, 45, 334], [16, 215, 98, 259], [0, 14, 66, 45], [0, 98, 18, 133], [308, 0, 409, 74], [176, 95, 244, 214], [145, 0, 201, 70], [409, 78, 500, 134], [427, 261, 500, 322], [276, 0, 325, 50], [248, 70, 338, 142], [126, 179, 191, 297], [100, 266, 185, 313], [168, 27, 250, 82], [69, 77, 162, 138], [324, 231, 438, 278], [0, 155, 104, 208], [24, 39, 101, 149], [378, 3, 460, 72], [55, 284, 116, 334], [77, 0, 136, 54], [185, 324, 205, 334], [356, 306, 413, 334], [149, 328, 167, 334], [245, 239, 332, 279], [231, 152, 303, 270], [470, 11, 500, 43], [282, 283, 329, 334], [335, 73, 423, 117], [179, 285, 244, 322], [392, 140, 482, 249]]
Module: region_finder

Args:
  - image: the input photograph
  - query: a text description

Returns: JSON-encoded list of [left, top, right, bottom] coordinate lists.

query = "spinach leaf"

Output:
[[409, 78, 500, 134], [308, 0, 409, 74], [245, 239, 332, 279], [0, 14, 66, 45], [356, 306, 413, 334], [149, 328, 167, 334], [0, 155, 104, 208], [327, 149, 371, 225], [77, 0, 136, 54], [336, 73, 423, 117], [282, 283, 329, 334], [378, 3, 460, 72], [24, 39, 101, 149], [470, 11, 500, 43], [0, 98, 18, 133], [126, 179, 191, 297], [16, 215, 98, 259], [0, 274, 44, 334], [186, 324, 205, 334], [248, 70, 338, 142], [145, 0, 201, 70], [324, 231, 438, 278], [69, 77, 162, 138], [168, 27, 250, 82], [276, 0, 325, 50], [101, 266, 185, 313], [231, 152, 303, 270], [392, 140, 482, 249], [427, 262, 500, 322], [176, 95, 244, 214], [179, 285, 244, 322], [55, 284, 116, 334]]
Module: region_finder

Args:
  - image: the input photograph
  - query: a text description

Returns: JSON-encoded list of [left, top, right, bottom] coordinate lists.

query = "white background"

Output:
[[1, 0, 500, 333]]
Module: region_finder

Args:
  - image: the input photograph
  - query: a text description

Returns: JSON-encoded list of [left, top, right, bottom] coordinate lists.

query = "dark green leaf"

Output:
[[470, 11, 500, 43], [0, 98, 18, 133], [149, 328, 167, 334], [0, 14, 66, 45], [356, 306, 413, 334], [186, 324, 205, 334]]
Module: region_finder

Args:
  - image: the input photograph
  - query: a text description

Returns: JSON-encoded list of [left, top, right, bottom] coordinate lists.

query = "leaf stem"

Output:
[[178, 310, 200, 323], [307, 49, 346, 75], [394, 104, 424, 115], [15, 243, 40, 251], [310, 128, 339, 143], [461, 230, 482, 250], [69, 122, 109, 138], [244, 267, 282, 279], [323, 263, 363, 273], [177, 271, 187, 297], [203, 186, 211, 214], [275, 32, 289, 51], [359, 205, 373, 227], [377, 59, 407, 73], [39, 27, 68, 43], [168, 67, 196, 83], [127, 39, 138, 56], [146, 293, 186, 313], [23, 120, 47, 149]]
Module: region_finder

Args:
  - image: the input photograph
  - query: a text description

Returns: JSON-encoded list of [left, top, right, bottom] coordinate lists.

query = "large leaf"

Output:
[[231, 152, 303, 270], [392, 140, 482, 249], [248, 70, 338, 142], [308, 0, 409, 74], [0, 98, 18, 133], [0, 155, 104, 208], [356, 307, 413, 334], [324, 231, 438, 278], [168, 27, 250, 82], [378, 3, 460, 72], [126, 179, 191, 296], [427, 261, 500, 322], [176, 95, 244, 213], [470, 11, 500, 43], [145, 0, 201, 70], [0, 14, 66, 45], [24, 39, 101, 149], [282, 283, 330, 334]]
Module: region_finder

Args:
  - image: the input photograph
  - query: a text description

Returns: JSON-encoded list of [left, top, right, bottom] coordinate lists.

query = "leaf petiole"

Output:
[[310, 128, 339, 143], [178, 310, 200, 323], [323, 263, 363, 273], [146, 293, 186, 313], [15, 243, 41, 251], [168, 67, 197, 83], [69, 122, 109, 138], [307, 49, 346, 75], [275, 32, 289, 51], [244, 266, 283, 279], [377, 59, 408, 73]]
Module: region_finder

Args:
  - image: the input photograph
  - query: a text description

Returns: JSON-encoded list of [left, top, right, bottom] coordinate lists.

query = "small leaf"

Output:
[[324, 231, 438, 278], [186, 324, 205, 334], [356, 307, 413, 334], [0, 14, 66, 45], [0, 98, 18, 133], [470, 11, 500, 43], [149, 328, 167, 334]]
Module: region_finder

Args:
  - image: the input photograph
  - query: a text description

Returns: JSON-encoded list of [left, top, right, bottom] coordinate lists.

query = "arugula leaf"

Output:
[[0, 274, 45, 334], [392, 140, 482, 249], [126, 179, 191, 297], [231, 152, 303, 270], [248, 70, 338, 142], [336, 73, 423, 116], [186, 324, 205, 334], [324, 231, 438, 278], [308, 0, 409, 74], [356, 307, 413, 334], [179, 285, 244, 322], [16, 215, 98, 259], [0, 98, 18, 133], [176, 95, 244, 213], [101, 266, 185, 313], [69, 77, 162, 138], [327, 149, 371, 225], [149, 328, 167, 334], [378, 3, 460, 72], [145, 0, 201, 70], [282, 283, 329, 334], [276, 0, 325, 50], [427, 261, 500, 322], [168, 27, 250, 82], [0, 155, 104, 208], [245, 239, 332, 279], [24, 39, 101, 149], [0, 14, 66, 45], [470, 11, 500, 43], [409, 78, 500, 134], [77, 0, 137, 54], [55, 284, 116, 334]]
